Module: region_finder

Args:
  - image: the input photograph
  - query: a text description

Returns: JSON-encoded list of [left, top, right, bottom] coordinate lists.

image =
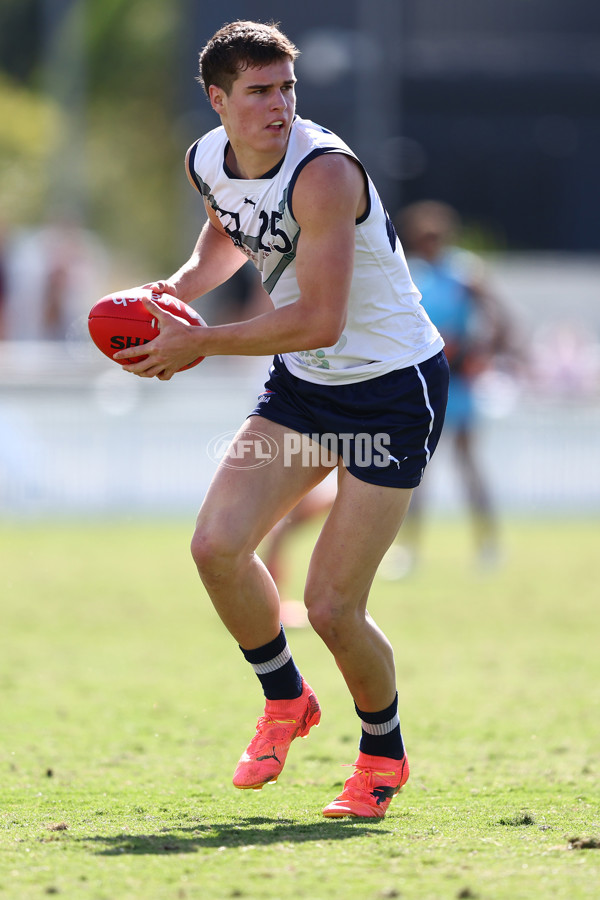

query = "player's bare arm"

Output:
[[117, 153, 365, 379], [198, 151, 366, 353], [161, 144, 251, 303], [159, 204, 248, 304], [112, 203, 247, 374]]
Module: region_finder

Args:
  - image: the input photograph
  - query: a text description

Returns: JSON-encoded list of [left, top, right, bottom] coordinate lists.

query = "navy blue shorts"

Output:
[[249, 351, 449, 488]]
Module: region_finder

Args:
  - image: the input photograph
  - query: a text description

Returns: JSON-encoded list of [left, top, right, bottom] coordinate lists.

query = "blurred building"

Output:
[[2, 0, 598, 252], [182, 0, 600, 251]]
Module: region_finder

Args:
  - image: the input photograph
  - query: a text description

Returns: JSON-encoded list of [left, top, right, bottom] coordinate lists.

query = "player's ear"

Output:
[[209, 84, 226, 114]]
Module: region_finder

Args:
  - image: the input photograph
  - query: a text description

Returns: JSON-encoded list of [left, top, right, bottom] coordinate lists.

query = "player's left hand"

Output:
[[114, 297, 206, 380]]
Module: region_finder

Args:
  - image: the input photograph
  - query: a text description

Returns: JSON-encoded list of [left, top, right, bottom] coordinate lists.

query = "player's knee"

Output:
[[190, 521, 236, 576], [305, 589, 347, 644]]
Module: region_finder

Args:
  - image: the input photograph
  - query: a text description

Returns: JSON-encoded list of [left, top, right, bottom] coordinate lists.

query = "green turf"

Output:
[[1, 516, 599, 899]]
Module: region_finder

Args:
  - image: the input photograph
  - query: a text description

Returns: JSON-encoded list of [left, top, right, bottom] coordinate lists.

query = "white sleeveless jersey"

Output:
[[187, 116, 443, 384]]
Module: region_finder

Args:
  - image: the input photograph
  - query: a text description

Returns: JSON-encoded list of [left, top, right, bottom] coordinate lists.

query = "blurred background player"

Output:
[[261, 473, 337, 627], [383, 200, 515, 576]]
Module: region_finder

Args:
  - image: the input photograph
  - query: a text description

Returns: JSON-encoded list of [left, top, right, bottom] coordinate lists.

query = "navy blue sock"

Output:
[[240, 626, 303, 701], [356, 693, 405, 760]]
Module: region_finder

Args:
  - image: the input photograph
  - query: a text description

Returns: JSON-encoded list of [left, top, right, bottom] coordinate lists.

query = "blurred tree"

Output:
[[82, 0, 185, 271], [0, 0, 189, 273], [0, 72, 60, 224]]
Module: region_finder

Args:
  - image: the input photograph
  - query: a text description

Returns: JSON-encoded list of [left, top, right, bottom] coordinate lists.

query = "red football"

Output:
[[88, 288, 206, 370]]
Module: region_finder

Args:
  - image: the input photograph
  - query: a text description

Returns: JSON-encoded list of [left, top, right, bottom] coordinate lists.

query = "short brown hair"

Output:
[[198, 20, 299, 96]]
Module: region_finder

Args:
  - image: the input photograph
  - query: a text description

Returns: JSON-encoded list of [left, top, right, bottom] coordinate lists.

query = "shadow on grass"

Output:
[[84, 816, 390, 856]]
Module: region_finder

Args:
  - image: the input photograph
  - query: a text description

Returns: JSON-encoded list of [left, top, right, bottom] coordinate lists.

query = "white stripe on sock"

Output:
[[250, 645, 292, 675], [361, 712, 400, 736]]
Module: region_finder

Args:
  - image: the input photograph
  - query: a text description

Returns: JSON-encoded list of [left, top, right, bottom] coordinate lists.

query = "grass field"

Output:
[[1, 515, 599, 900]]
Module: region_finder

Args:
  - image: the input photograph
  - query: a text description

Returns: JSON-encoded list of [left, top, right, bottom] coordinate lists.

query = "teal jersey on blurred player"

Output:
[[407, 248, 484, 426]]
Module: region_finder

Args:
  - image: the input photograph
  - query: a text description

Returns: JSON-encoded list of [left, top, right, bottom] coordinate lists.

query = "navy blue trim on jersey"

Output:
[[384, 209, 398, 251], [186, 140, 204, 194], [222, 141, 286, 180], [355, 178, 372, 226], [249, 351, 449, 488], [287, 148, 371, 225]]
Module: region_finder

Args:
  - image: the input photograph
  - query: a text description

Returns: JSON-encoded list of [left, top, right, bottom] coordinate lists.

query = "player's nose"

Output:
[[271, 90, 287, 110]]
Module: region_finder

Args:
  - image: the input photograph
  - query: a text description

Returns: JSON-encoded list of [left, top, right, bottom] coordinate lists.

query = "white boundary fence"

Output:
[[1, 340, 599, 518]]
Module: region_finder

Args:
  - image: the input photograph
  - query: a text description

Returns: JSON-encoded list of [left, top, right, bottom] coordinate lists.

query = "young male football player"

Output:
[[115, 20, 449, 818]]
